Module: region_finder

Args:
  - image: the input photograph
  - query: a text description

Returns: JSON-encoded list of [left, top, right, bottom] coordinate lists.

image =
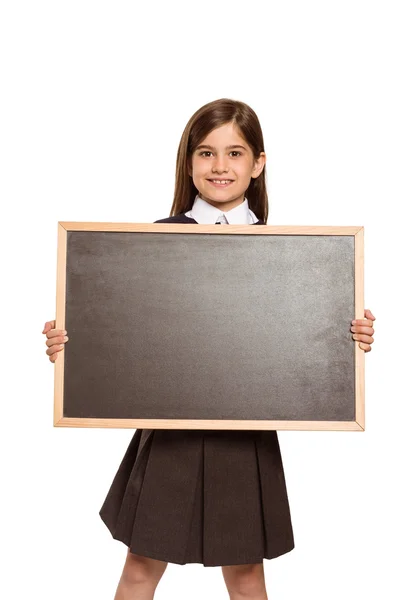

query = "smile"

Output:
[[207, 179, 234, 187]]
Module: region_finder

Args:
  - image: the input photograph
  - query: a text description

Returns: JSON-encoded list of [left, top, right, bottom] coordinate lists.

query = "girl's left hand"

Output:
[[351, 308, 376, 352]]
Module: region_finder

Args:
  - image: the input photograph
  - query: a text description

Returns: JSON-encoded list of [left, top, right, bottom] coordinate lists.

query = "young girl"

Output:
[[42, 98, 376, 600]]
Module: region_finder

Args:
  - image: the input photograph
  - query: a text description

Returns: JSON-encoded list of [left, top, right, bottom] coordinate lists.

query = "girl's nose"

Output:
[[212, 156, 229, 172]]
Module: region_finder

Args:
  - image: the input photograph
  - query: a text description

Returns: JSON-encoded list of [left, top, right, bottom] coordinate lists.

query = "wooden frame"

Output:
[[54, 222, 365, 431]]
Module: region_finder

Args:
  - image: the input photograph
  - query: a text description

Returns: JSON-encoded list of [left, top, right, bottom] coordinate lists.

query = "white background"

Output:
[[1, 1, 398, 599]]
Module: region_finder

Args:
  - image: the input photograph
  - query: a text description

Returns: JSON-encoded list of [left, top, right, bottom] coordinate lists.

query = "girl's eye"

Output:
[[198, 151, 241, 157]]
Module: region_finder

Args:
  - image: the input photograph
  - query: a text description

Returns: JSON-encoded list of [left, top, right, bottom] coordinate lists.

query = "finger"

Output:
[[42, 320, 55, 334], [46, 329, 67, 340], [46, 344, 65, 356], [50, 353, 58, 363], [350, 326, 374, 335], [364, 309, 376, 321], [352, 318, 374, 327], [359, 342, 371, 352], [352, 333, 374, 343], [46, 335, 68, 348]]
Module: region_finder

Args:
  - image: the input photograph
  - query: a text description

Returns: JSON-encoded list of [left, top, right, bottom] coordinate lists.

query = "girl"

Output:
[[42, 98, 376, 600]]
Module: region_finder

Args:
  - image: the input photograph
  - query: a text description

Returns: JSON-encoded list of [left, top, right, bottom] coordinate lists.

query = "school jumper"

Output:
[[99, 195, 295, 567]]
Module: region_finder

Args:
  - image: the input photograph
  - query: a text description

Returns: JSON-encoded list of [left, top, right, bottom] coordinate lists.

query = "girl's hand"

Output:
[[351, 309, 375, 352], [42, 320, 69, 363]]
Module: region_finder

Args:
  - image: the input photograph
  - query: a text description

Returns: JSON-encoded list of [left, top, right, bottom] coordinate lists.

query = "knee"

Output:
[[121, 550, 168, 587], [222, 563, 266, 598]]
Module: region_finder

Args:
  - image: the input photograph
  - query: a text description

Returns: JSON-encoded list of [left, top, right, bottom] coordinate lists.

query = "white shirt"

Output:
[[185, 194, 259, 224]]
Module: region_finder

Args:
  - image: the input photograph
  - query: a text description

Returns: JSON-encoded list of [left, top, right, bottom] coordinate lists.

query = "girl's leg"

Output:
[[114, 549, 168, 600], [221, 562, 268, 600]]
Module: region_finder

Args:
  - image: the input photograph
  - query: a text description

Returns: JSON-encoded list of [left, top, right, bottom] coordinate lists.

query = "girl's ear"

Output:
[[187, 159, 193, 177], [252, 152, 266, 177]]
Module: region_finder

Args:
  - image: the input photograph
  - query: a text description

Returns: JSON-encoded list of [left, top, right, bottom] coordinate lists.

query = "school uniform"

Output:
[[99, 195, 295, 566]]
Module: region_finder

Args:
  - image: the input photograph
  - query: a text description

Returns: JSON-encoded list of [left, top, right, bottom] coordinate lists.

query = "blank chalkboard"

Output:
[[54, 222, 365, 431]]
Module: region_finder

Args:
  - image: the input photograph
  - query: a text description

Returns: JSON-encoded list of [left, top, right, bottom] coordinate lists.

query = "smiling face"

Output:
[[188, 121, 266, 212]]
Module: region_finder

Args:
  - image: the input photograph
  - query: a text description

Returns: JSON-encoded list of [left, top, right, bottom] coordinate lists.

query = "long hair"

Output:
[[169, 98, 269, 223]]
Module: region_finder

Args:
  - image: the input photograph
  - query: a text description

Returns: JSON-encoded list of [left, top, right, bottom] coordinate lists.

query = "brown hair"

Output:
[[169, 98, 269, 223]]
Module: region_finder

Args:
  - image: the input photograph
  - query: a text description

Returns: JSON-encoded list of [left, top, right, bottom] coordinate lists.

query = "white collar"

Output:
[[186, 194, 258, 224]]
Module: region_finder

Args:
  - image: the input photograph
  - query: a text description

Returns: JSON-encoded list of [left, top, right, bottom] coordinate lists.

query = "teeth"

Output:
[[211, 180, 231, 184]]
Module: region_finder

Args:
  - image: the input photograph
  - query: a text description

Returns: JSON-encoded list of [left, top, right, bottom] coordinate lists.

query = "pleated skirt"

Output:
[[99, 428, 295, 567]]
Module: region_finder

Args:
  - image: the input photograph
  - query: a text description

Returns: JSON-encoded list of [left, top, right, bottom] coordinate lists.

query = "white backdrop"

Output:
[[1, 1, 398, 599]]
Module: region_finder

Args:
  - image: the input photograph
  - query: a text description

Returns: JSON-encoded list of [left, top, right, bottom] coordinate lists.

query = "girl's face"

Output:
[[189, 121, 266, 212]]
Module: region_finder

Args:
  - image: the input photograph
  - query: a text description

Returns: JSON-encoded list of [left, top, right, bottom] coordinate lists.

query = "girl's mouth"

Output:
[[207, 179, 234, 187]]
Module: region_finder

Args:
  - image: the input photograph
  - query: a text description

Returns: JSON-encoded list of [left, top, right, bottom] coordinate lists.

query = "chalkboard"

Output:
[[54, 222, 365, 431]]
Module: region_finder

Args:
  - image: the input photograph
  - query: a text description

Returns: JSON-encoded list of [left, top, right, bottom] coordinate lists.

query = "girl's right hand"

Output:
[[42, 320, 69, 363]]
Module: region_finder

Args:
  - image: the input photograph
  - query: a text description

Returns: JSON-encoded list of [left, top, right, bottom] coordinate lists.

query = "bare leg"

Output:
[[114, 549, 168, 600], [221, 562, 268, 600]]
